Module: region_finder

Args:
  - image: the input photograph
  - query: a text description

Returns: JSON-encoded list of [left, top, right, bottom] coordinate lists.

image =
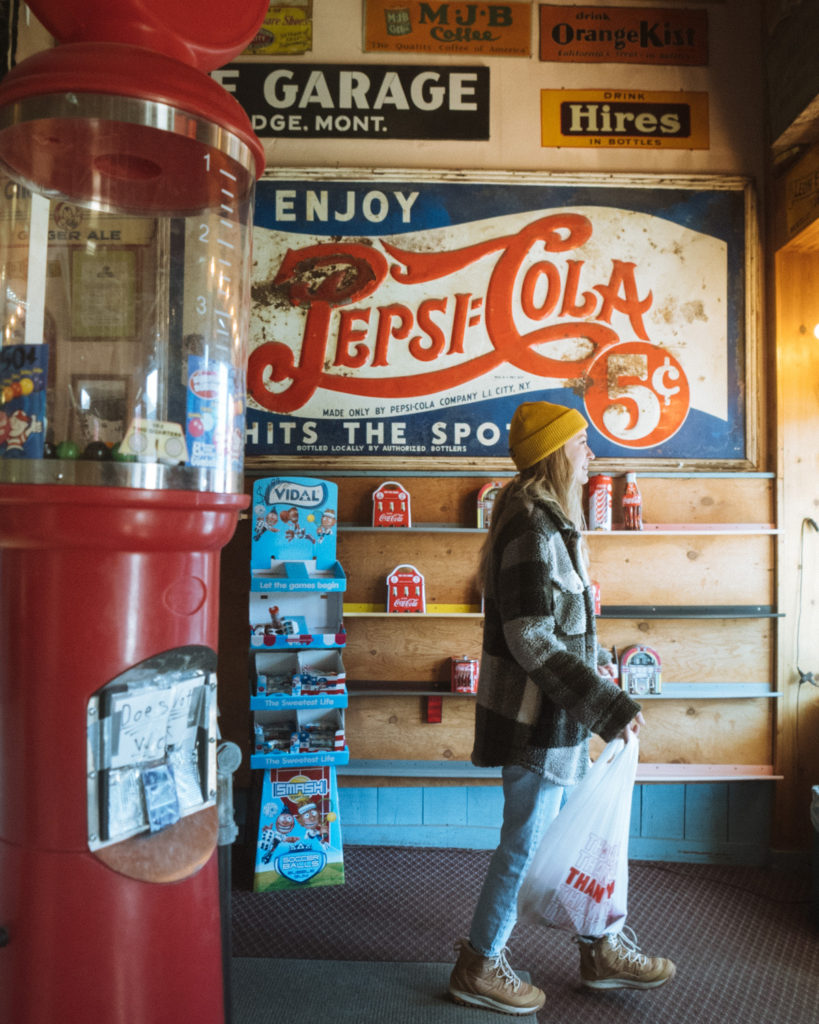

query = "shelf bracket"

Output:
[[425, 695, 443, 723]]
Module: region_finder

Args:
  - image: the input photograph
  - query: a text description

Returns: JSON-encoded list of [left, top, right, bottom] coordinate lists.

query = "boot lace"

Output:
[[608, 926, 648, 967], [489, 948, 523, 992]]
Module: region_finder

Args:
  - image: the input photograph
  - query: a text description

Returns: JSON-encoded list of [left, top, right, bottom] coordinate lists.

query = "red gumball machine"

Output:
[[0, 2, 266, 1022]]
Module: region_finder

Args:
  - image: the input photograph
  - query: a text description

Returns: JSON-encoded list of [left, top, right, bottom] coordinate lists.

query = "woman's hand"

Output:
[[597, 662, 618, 682], [621, 711, 645, 743]]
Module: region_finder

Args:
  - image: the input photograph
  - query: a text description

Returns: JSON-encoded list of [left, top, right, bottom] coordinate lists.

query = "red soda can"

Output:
[[588, 475, 612, 531]]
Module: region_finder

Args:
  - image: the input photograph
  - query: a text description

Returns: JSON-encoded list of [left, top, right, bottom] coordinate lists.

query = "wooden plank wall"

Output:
[[773, 245, 819, 849]]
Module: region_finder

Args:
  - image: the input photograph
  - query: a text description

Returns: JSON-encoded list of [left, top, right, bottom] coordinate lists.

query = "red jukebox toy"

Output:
[[0, 2, 266, 1022]]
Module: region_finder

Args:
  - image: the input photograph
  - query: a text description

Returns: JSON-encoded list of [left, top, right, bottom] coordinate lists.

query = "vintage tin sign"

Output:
[[784, 145, 819, 241], [373, 480, 412, 527], [539, 5, 709, 66], [245, 170, 753, 465], [213, 62, 489, 139], [541, 89, 709, 149], [364, 0, 531, 57], [240, 2, 313, 56]]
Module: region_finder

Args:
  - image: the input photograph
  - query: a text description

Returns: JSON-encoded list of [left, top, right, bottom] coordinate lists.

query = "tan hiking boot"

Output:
[[576, 927, 676, 990], [449, 938, 546, 1015]]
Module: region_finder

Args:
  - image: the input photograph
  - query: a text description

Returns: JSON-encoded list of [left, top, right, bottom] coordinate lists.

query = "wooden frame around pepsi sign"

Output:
[[244, 168, 760, 473]]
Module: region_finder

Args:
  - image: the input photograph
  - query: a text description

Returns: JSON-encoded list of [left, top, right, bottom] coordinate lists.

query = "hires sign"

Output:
[[541, 89, 709, 149]]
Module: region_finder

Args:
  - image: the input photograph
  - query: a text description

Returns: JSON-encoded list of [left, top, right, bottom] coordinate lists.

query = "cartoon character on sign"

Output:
[[317, 507, 337, 541], [293, 797, 332, 849], [279, 505, 317, 545], [260, 810, 297, 864], [254, 503, 281, 540], [0, 408, 42, 453]]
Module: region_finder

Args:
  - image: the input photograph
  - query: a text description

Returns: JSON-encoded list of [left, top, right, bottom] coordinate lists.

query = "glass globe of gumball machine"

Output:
[[0, 2, 267, 1022]]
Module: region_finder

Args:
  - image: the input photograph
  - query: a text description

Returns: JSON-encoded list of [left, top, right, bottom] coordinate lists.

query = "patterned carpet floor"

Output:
[[230, 845, 819, 1024]]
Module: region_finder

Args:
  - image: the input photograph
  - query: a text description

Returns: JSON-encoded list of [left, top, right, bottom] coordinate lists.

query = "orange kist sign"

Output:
[[539, 5, 708, 65]]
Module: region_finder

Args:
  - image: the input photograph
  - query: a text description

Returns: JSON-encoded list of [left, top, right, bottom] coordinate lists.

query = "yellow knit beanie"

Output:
[[508, 401, 588, 471]]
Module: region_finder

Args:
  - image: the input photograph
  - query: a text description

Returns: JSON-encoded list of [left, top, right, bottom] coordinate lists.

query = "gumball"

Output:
[[83, 441, 111, 460], [43, 441, 56, 458], [56, 440, 80, 459], [111, 442, 136, 462], [19, 377, 34, 396]]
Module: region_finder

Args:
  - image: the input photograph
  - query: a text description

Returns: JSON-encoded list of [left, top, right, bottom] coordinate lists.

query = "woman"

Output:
[[449, 401, 675, 1016]]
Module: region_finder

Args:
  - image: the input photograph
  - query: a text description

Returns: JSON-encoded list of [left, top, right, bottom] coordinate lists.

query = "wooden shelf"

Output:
[[339, 523, 778, 536], [329, 478, 781, 800], [340, 523, 485, 534], [635, 683, 781, 699], [637, 763, 783, 782], [342, 604, 781, 619], [344, 603, 483, 617], [585, 524, 778, 535], [599, 605, 782, 619], [337, 759, 783, 783], [346, 682, 781, 700]]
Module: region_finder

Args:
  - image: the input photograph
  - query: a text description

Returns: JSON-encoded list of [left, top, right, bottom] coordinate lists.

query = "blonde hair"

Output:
[[478, 446, 586, 589]]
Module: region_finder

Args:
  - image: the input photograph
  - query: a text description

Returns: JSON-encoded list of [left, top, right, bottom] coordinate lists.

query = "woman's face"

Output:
[[564, 430, 594, 485]]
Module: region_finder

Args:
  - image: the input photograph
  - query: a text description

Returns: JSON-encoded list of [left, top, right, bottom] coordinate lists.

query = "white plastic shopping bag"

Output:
[[517, 737, 639, 936]]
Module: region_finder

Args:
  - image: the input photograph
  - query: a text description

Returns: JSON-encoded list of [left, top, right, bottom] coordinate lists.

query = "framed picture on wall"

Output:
[[245, 169, 760, 471], [70, 374, 130, 448], [70, 248, 137, 339]]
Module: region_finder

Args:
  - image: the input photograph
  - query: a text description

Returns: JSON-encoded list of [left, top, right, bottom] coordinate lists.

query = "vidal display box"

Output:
[[251, 705, 348, 768], [250, 476, 345, 592], [249, 590, 346, 650], [253, 765, 344, 892], [251, 649, 347, 710]]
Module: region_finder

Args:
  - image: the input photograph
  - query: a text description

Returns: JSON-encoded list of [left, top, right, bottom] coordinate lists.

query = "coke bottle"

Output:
[[622, 472, 643, 530]]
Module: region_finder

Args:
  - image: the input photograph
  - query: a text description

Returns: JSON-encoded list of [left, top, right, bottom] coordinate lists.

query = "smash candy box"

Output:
[[253, 765, 344, 892]]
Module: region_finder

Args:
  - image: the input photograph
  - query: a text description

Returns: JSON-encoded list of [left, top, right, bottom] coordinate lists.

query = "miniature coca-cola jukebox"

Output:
[[0, 2, 266, 1022]]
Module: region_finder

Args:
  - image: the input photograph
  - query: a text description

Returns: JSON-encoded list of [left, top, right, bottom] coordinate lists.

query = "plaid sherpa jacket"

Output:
[[472, 494, 641, 785]]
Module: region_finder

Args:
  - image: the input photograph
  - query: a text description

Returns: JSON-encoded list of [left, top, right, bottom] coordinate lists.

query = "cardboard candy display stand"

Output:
[[253, 766, 344, 892], [249, 478, 348, 891]]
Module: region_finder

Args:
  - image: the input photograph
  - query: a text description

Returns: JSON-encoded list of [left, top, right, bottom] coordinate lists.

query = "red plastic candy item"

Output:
[[25, 0, 269, 71]]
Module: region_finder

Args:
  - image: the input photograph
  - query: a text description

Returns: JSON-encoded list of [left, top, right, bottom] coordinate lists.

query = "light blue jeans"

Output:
[[469, 765, 567, 957]]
